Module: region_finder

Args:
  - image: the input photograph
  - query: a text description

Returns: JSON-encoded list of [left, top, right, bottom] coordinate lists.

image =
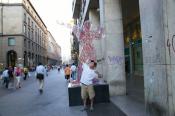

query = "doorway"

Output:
[[7, 50, 17, 67], [121, 0, 144, 102]]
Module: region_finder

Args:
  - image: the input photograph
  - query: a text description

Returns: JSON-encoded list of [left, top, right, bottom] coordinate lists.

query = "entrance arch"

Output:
[[7, 50, 17, 67]]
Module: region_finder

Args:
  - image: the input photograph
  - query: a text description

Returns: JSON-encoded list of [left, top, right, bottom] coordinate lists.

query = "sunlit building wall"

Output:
[[0, 0, 48, 67]]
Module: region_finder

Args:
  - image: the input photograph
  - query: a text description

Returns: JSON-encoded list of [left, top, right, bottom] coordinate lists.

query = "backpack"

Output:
[[24, 68, 28, 73], [16, 70, 20, 76]]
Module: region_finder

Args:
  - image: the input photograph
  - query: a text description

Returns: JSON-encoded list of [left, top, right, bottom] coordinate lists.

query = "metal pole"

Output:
[[129, 35, 133, 78]]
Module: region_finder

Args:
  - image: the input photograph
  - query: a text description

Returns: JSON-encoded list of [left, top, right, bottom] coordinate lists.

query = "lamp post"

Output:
[[129, 33, 134, 78]]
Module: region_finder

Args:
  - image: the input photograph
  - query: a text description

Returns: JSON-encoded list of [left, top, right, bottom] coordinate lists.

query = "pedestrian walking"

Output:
[[28, 66, 33, 78], [45, 66, 48, 76], [14, 66, 22, 89], [57, 65, 61, 72], [70, 63, 77, 80], [80, 60, 101, 111], [23, 67, 28, 80], [36, 62, 46, 94], [8, 66, 14, 88], [2, 67, 9, 88], [64, 64, 71, 82]]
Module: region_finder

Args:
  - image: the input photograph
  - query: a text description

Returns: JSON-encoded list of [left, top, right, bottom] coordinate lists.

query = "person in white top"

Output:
[[36, 62, 46, 94], [80, 60, 100, 111], [2, 67, 9, 88], [14, 66, 22, 89], [70, 63, 77, 80]]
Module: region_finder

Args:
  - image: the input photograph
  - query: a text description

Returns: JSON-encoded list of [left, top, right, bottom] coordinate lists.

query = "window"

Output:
[[8, 38, 16, 46], [35, 44, 37, 51], [31, 22, 34, 29], [24, 39, 26, 47], [31, 30, 33, 40], [32, 43, 34, 50], [24, 13, 26, 23], [35, 26, 37, 42], [24, 25, 26, 35], [137, 51, 141, 58], [28, 28, 30, 38], [28, 17, 30, 26], [28, 41, 30, 49], [37, 28, 39, 43], [48, 46, 51, 52]]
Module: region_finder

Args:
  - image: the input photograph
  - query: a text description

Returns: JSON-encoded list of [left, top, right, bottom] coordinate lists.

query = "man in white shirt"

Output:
[[2, 67, 9, 88], [36, 62, 46, 94], [70, 63, 77, 80], [80, 60, 100, 111]]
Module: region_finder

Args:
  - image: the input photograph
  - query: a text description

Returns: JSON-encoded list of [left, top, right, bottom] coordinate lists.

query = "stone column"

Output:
[[0, 6, 3, 66], [89, 9, 103, 74], [103, 0, 126, 96], [139, 0, 175, 115]]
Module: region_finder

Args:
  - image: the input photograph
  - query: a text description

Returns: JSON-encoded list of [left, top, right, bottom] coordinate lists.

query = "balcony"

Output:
[[72, 0, 81, 19]]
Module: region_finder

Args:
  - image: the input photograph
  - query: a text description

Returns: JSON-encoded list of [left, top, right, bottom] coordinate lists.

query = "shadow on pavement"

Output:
[[86, 103, 126, 116]]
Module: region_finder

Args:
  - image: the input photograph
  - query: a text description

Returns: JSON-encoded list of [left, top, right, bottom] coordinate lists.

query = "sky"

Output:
[[30, 0, 73, 62]]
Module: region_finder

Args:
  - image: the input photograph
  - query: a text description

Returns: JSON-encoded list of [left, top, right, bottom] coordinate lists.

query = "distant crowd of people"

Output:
[[0, 66, 35, 89], [64, 63, 77, 82], [0, 63, 61, 94]]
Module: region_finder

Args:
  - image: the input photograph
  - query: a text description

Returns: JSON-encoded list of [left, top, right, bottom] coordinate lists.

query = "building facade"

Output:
[[0, 0, 48, 67], [73, 0, 175, 115], [71, 26, 79, 66], [47, 31, 61, 65]]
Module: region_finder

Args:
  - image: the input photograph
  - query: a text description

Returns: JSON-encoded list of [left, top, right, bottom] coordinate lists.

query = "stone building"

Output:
[[0, 0, 48, 67], [71, 28, 79, 65], [47, 31, 62, 65], [73, 0, 175, 115]]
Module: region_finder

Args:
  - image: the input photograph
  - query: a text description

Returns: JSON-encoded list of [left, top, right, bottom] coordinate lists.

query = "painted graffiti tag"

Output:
[[172, 35, 175, 53], [107, 56, 125, 65], [167, 35, 175, 56]]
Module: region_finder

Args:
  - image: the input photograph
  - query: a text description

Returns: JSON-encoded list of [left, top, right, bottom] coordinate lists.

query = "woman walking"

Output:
[[15, 66, 22, 89]]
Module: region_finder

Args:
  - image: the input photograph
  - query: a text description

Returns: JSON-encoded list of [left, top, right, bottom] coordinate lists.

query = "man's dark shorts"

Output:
[[36, 73, 44, 80]]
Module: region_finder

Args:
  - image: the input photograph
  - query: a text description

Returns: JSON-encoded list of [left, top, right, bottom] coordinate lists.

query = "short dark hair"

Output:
[[38, 62, 42, 65], [90, 60, 97, 67], [66, 64, 69, 67]]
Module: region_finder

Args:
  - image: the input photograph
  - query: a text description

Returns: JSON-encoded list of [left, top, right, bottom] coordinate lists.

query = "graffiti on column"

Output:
[[107, 56, 125, 65], [167, 35, 175, 56]]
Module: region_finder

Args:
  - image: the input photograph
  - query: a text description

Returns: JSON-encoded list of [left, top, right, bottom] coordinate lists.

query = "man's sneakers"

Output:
[[81, 106, 87, 112], [81, 106, 94, 112], [90, 107, 94, 112], [39, 89, 43, 94]]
